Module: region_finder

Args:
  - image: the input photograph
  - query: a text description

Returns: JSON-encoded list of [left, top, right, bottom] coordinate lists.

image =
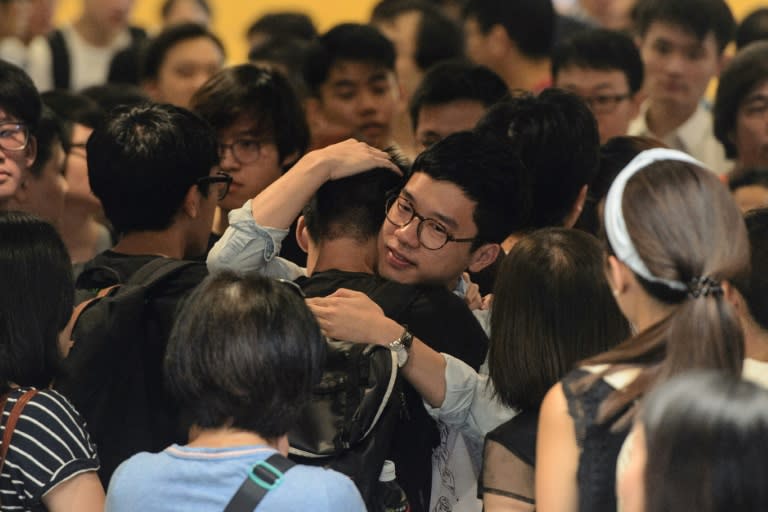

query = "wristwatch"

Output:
[[388, 326, 414, 368]]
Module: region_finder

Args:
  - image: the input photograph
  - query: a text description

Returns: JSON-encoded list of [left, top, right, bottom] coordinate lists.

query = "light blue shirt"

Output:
[[106, 444, 366, 512]]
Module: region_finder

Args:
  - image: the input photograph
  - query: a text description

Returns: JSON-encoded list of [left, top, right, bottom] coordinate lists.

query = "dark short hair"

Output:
[[714, 41, 768, 159], [409, 59, 508, 130], [140, 22, 225, 82], [411, 130, 531, 247], [161, 0, 211, 20], [371, 0, 464, 72], [489, 228, 629, 410], [729, 167, 768, 193], [632, 0, 735, 53], [0, 212, 73, 395], [28, 106, 67, 178], [165, 272, 326, 438], [0, 60, 42, 133], [642, 371, 768, 512], [80, 83, 149, 115], [303, 165, 405, 244], [86, 103, 219, 235], [191, 64, 309, 167], [463, 0, 555, 59], [736, 8, 768, 50], [246, 12, 318, 43], [248, 36, 312, 97], [41, 91, 105, 131], [475, 89, 600, 230], [552, 28, 644, 95], [742, 208, 768, 330], [303, 23, 396, 97]]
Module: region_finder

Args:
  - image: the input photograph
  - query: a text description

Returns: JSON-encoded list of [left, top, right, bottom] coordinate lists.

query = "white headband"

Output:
[[603, 148, 706, 292]]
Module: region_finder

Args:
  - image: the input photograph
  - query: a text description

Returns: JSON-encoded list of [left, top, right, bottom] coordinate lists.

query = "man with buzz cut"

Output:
[[629, 0, 736, 174]]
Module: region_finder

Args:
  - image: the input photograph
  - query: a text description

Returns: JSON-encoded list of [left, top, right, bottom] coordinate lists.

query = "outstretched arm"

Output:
[[251, 139, 400, 229], [307, 288, 448, 408]]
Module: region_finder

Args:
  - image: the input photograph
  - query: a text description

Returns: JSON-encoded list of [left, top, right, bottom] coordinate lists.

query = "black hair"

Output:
[[0, 212, 73, 395], [714, 41, 768, 159], [303, 23, 396, 97], [161, 0, 211, 20], [736, 8, 768, 50], [246, 12, 318, 43], [41, 90, 105, 131], [140, 22, 225, 82], [371, 0, 464, 72], [409, 59, 508, 130], [730, 167, 768, 192], [191, 64, 309, 167], [741, 208, 768, 331], [489, 228, 629, 410], [411, 130, 530, 247], [165, 272, 326, 438], [632, 0, 735, 53], [552, 28, 644, 95], [642, 371, 768, 512], [28, 105, 67, 178], [475, 89, 600, 230], [86, 103, 219, 235], [80, 83, 149, 115], [0, 60, 41, 133], [462, 0, 555, 59], [303, 165, 405, 244], [248, 36, 311, 98]]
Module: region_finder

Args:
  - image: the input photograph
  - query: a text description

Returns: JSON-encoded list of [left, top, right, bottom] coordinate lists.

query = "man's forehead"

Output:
[[644, 21, 717, 49], [326, 60, 394, 83], [402, 173, 476, 228], [555, 66, 631, 90]]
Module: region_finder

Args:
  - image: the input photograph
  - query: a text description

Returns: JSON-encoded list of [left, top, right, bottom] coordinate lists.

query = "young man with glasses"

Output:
[[190, 64, 308, 253], [552, 28, 644, 144], [0, 60, 40, 210]]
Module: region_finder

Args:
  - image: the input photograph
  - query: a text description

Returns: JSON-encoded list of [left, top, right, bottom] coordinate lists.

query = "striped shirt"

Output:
[[0, 388, 99, 511]]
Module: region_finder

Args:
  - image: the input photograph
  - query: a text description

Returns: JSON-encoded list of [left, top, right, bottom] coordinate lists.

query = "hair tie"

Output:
[[604, 148, 708, 292], [688, 277, 723, 298]]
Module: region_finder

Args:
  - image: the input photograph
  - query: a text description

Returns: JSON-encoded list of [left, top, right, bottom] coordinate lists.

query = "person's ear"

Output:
[[296, 215, 310, 254], [13, 174, 30, 203], [467, 242, 500, 273], [563, 184, 588, 228], [24, 135, 37, 169], [488, 24, 511, 58], [715, 52, 730, 78], [722, 281, 741, 311], [607, 255, 630, 297], [182, 184, 201, 219]]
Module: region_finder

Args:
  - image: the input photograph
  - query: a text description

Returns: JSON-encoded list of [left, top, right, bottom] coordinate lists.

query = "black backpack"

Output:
[[289, 278, 421, 508], [55, 258, 199, 487]]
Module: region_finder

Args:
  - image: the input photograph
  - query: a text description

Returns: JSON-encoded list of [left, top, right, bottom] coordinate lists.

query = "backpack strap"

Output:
[[48, 29, 70, 90], [122, 257, 198, 288], [0, 389, 39, 477], [223, 453, 296, 512]]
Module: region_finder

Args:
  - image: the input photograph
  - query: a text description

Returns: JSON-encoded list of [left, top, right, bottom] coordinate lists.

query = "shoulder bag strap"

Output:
[[0, 389, 39, 475], [223, 453, 296, 512]]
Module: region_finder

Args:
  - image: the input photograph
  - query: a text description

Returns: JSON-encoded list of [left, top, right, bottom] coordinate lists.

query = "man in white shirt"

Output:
[[628, 0, 735, 174]]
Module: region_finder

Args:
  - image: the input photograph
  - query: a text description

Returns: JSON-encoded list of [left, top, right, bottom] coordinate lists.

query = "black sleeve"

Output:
[[403, 288, 488, 370]]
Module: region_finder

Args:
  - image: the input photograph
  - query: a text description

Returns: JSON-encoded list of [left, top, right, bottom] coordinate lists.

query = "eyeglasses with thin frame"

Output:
[[580, 93, 632, 115], [197, 171, 233, 201], [0, 122, 29, 152], [219, 138, 265, 165], [385, 195, 476, 250]]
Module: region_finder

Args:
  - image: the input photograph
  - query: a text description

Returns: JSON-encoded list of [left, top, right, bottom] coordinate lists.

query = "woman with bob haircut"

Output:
[[618, 371, 768, 512], [536, 148, 750, 512], [714, 41, 768, 173], [0, 212, 103, 511], [307, 227, 630, 511], [105, 272, 365, 511]]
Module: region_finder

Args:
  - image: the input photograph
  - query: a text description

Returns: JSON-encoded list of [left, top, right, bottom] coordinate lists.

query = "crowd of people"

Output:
[[1, 0, 768, 511]]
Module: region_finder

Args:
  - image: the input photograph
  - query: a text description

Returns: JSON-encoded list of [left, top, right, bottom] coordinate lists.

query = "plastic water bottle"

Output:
[[376, 460, 410, 512]]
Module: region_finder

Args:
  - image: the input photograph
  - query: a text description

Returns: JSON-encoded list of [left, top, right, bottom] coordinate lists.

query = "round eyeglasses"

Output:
[[197, 172, 233, 201], [219, 138, 264, 165], [385, 195, 476, 250], [0, 122, 29, 152]]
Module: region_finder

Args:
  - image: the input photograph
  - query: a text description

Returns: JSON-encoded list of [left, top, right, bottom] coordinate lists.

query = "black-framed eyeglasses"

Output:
[[197, 171, 233, 201], [0, 122, 29, 152], [385, 195, 476, 250], [580, 93, 632, 114], [219, 138, 264, 165]]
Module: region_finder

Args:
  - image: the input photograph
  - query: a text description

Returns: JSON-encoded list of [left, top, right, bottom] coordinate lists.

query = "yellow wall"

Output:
[[54, 0, 768, 64]]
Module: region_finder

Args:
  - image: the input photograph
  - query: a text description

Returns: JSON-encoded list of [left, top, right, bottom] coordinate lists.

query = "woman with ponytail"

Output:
[[536, 148, 750, 512]]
